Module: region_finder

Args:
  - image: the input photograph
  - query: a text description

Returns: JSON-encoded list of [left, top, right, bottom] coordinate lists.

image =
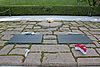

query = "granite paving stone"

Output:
[[93, 41, 100, 47], [43, 40, 57, 44], [42, 53, 77, 66], [30, 45, 70, 52], [62, 25, 69, 28], [9, 48, 26, 55], [26, 25, 34, 29], [0, 45, 14, 54], [15, 45, 30, 48], [94, 35, 100, 41], [87, 35, 98, 41], [1, 34, 13, 40], [71, 30, 84, 34], [1, 31, 20, 35], [24, 53, 41, 65], [54, 31, 70, 35], [43, 35, 56, 40], [36, 31, 52, 35], [72, 48, 99, 58], [70, 44, 96, 48], [27, 21, 36, 25], [90, 31, 100, 35], [79, 27, 89, 31], [38, 22, 62, 28], [13, 27, 24, 31], [0, 56, 23, 65], [0, 41, 7, 46], [96, 48, 100, 55], [77, 58, 100, 65]]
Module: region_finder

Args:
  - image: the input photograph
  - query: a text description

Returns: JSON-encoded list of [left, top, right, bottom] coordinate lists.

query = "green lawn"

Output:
[[0, 0, 89, 6]]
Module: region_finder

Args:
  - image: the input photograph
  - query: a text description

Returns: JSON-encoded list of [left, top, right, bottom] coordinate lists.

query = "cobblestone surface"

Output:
[[0, 21, 100, 66]]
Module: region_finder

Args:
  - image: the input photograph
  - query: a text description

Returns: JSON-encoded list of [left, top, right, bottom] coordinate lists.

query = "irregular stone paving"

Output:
[[0, 21, 100, 66]]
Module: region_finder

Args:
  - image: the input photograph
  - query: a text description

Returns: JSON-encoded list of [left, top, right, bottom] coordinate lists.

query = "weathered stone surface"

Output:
[[0, 45, 14, 54], [31, 45, 70, 52], [70, 44, 96, 48], [38, 22, 62, 28], [77, 58, 100, 65], [42, 53, 76, 66], [1, 34, 13, 40], [36, 31, 52, 35], [43, 35, 56, 40], [0, 56, 23, 65], [26, 25, 34, 29], [96, 48, 100, 55], [87, 35, 98, 41], [94, 35, 100, 41], [90, 31, 100, 35], [54, 31, 70, 35], [43, 40, 57, 44], [13, 27, 24, 31], [72, 48, 99, 57], [79, 27, 89, 31], [15, 45, 30, 48], [10, 48, 26, 55], [0, 41, 7, 46], [72, 30, 84, 34], [24, 53, 41, 65], [93, 41, 100, 47], [1, 31, 20, 35]]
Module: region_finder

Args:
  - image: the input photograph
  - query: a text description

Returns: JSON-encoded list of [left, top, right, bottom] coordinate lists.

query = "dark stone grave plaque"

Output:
[[7, 34, 43, 44], [57, 34, 93, 44]]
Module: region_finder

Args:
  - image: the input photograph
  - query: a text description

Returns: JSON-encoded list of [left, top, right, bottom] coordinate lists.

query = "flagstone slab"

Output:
[[0, 45, 14, 54], [30, 45, 70, 52], [1, 35, 13, 40], [0, 56, 23, 65], [42, 53, 76, 66], [0, 41, 7, 46], [15, 45, 30, 48], [71, 48, 99, 58], [7, 34, 43, 44], [70, 44, 96, 48], [43, 40, 57, 44], [58, 34, 93, 44], [77, 58, 100, 65], [9, 48, 26, 55], [24, 53, 41, 65], [38, 22, 62, 28], [96, 48, 100, 55], [43, 35, 56, 40]]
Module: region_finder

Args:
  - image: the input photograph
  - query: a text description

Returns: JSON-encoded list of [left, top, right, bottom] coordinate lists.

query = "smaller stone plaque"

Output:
[[58, 34, 93, 44]]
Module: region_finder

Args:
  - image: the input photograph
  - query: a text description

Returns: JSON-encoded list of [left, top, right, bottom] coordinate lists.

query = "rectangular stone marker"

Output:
[[58, 34, 93, 44], [7, 34, 43, 44]]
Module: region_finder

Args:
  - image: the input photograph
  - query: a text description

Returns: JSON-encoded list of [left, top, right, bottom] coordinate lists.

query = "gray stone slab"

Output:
[[42, 53, 77, 66], [96, 48, 100, 55], [70, 44, 96, 48], [43, 35, 56, 40], [0, 45, 14, 54], [1, 35, 13, 40], [77, 58, 100, 66], [10, 48, 26, 55], [58, 34, 93, 44], [7, 34, 43, 44], [24, 53, 41, 65], [72, 48, 99, 57], [0, 41, 7, 46], [0, 56, 23, 65], [30, 45, 70, 52]]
